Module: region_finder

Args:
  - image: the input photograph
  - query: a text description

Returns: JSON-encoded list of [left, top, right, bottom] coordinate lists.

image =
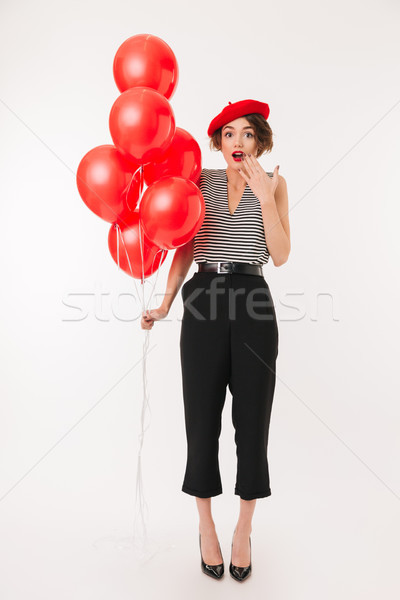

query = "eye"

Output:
[[224, 132, 232, 137], [245, 132, 254, 138]]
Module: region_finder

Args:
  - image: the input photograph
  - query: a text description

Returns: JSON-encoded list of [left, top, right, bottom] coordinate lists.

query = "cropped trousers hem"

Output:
[[234, 487, 272, 500], [181, 484, 272, 500], [182, 484, 223, 498]]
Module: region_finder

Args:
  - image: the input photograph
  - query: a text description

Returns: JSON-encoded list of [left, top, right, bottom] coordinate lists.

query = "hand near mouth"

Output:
[[238, 154, 279, 204]]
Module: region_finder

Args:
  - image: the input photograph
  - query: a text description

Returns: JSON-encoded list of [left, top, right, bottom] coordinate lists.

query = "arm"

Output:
[[260, 174, 291, 267], [141, 237, 194, 329], [236, 158, 290, 267], [160, 237, 194, 312]]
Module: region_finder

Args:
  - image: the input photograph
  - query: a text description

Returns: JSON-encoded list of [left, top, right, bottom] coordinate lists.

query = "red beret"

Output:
[[207, 99, 270, 137]]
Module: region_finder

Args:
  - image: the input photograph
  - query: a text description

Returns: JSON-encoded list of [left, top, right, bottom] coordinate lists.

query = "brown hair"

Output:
[[208, 113, 273, 158]]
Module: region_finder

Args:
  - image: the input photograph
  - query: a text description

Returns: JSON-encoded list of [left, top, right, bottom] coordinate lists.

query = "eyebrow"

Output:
[[222, 125, 255, 131]]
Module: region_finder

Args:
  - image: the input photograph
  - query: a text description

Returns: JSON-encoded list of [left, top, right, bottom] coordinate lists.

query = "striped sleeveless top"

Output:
[[193, 168, 272, 265]]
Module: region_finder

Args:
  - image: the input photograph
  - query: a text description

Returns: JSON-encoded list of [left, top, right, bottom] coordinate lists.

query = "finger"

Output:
[[249, 154, 263, 174], [237, 167, 248, 181], [243, 154, 256, 174]]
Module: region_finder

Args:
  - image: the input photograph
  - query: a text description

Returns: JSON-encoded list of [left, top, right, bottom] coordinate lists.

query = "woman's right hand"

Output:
[[141, 306, 169, 330]]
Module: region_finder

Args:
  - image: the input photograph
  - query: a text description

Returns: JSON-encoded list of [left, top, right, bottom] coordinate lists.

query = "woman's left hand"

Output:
[[238, 154, 279, 204]]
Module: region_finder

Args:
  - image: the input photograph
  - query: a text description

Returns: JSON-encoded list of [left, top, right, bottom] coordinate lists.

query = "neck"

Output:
[[225, 166, 247, 188]]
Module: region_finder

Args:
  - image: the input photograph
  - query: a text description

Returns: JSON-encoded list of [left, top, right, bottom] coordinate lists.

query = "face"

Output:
[[220, 117, 259, 169]]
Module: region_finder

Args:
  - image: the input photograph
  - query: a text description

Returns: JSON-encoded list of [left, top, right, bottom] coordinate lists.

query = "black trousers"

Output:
[[179, 271, 279, 501]]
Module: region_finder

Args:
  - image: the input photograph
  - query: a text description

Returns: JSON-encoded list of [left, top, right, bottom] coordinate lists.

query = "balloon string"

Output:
[[135, 167, 151, 542], [114, 220, 150, 544], [136, 166, 167, 308], [114, 165, 168, 548]]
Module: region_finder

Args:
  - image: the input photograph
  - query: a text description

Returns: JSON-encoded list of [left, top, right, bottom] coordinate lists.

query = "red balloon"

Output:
[[108, 211, 167, 280], [116, 166, 144, 224], [109, 87, 176, 163], [113, 34, 179, 100], [119, 149, 144, 173], [143, 127, 202, 186], [76, 145, 140, 223], [139, 177, 205, 250]]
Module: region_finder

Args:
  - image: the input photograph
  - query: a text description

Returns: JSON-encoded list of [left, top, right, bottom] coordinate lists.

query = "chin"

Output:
[[228, 158, 242, 168]]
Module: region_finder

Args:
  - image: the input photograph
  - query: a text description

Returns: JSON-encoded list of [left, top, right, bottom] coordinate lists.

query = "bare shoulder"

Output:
[[275, 173, 288, 199], [277, 173, 287, 186], [274, 173, 290, 241], [265, 172, 287, 193]]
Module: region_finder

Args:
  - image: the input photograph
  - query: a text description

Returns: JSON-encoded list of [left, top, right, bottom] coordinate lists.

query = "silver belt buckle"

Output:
[[217, 262, 232, 273]]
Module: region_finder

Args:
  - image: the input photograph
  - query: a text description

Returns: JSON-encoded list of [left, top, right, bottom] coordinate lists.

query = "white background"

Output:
[[1, 0, 399, 598]]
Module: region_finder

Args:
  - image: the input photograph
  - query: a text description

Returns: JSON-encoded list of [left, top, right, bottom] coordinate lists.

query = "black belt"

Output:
[[198, 262, 263, 276]]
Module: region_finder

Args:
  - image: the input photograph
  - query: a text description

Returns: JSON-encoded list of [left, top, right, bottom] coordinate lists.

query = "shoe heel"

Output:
[[229, 532, 252, 582], [199, 533, 224, 580]]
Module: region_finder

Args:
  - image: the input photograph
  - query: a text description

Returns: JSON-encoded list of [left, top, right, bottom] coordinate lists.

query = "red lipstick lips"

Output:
[[232, 151, 244, 162]]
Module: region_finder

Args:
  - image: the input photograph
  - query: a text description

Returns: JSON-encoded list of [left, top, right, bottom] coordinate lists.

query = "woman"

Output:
[[141, 99, 290, 582]]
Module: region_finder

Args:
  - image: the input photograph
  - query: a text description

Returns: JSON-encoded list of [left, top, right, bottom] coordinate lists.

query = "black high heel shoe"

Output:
[[199, 533, 224, 579], [229, 530, 252, 582]]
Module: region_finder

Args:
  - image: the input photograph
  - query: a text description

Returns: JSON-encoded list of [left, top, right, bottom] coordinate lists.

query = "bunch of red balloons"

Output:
[[76, 34, 205, 281]]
